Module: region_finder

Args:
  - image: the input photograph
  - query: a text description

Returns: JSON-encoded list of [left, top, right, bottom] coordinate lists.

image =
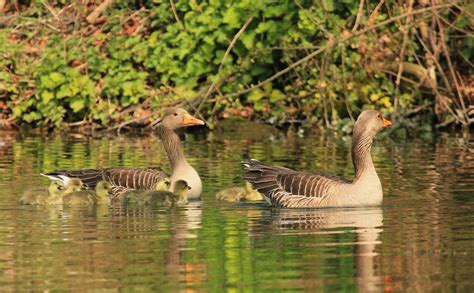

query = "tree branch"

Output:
[[87, 0, 113, 24], [224, 3, 453, 100]]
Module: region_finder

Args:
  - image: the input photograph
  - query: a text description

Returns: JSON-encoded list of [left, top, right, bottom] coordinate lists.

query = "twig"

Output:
[[219, 17, 253, 72], [87, 0, 113, 24], [0, 0, 6, 13], [394, 0, 414, 110], [224, 2, 454, 100], [114, 113, 153, 133], [341, 45, 354, 121], [196, 16, 253, 114], [365, 0, 385, 28], [170, 0, 184, 30], [434, 12, 467, 123], [295, 0, 334, 40], [352, 0, 365, 32]]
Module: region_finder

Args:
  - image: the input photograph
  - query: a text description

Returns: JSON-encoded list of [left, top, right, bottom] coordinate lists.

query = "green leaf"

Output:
[[49, 72, 66, 85], [241, 32, 255, 49], [223, 7, 241, 28], [40, 76, 56, 89], [270, 89, 285, 102], [56, 85, 72, 99], [42, 91, 55, 103], [69, 98, 85, 113], [248, 88, 265, 102]]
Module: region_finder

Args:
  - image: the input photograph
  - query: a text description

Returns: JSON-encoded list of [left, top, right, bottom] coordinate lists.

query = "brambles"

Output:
[[0, 1, 471, 130]]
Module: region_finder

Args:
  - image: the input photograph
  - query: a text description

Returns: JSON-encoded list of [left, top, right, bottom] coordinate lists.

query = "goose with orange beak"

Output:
[[243, 110, 392, 208], [43, 108, 205, 200]]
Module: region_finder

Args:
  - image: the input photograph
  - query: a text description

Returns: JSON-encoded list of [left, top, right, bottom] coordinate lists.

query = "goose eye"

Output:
[[173, 113, 178, 116]]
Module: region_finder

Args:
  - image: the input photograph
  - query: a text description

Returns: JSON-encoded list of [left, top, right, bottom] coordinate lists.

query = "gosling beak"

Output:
[[382, 117, 392, 128], [182, 113, 205, 127]]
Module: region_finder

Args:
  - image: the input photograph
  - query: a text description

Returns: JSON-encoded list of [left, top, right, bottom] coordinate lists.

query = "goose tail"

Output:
[[40, 173, 71, 186]]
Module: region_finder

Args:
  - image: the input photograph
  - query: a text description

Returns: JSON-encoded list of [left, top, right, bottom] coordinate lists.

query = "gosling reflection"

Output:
[[258, 207, 383, 292]]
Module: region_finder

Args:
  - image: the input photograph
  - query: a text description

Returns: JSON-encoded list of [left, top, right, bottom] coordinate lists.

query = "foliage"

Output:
[[0, 0, 471, 130]]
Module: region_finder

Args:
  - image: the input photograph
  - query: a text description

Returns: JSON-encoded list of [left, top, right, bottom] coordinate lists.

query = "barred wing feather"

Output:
[[242, 160, 350, 208], [45, 168, 167, 190]]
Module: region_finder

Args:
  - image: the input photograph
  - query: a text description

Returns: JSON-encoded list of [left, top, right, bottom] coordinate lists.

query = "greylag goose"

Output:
[[43, 108, 204, 199], [216, 181, 264, 202], [63, 180, 113, 206], [19, 179, 82, 205], [123, 179, 190, 206], [242, 110, 391, 208]]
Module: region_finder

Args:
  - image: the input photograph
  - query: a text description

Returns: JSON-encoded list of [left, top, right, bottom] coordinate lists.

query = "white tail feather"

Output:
[[40, 173, 70, 187]]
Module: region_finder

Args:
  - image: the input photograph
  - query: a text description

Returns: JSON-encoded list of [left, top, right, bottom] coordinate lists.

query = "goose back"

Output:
[[242, 160, 350, 208], [46, 168, 167, 190]]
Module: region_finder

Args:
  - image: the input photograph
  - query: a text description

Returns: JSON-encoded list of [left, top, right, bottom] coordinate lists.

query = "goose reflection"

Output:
[[253, 207, 384, 292]]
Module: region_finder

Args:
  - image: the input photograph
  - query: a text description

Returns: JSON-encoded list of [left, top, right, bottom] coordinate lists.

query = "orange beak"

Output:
[[382, 117, 392, 128], [182, 113, 205, 127]]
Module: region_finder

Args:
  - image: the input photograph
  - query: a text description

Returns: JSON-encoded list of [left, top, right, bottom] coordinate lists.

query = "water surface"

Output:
[[0, 125, 472, 291]]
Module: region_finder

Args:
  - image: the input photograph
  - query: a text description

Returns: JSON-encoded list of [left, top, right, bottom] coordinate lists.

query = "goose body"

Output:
[[42, 108, 204, 199], [242, 110, 391, 208]]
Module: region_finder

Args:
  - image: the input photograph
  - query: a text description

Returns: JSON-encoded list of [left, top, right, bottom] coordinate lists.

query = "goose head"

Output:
[[152, 108, 205, 130], [353, 110, 391, 138]]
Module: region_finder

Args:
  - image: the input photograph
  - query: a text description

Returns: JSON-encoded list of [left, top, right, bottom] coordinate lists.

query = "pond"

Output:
[[0, 123, 472, 291]]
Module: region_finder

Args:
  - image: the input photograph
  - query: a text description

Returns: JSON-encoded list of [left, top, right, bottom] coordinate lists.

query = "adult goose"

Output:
[[43, 108, 204, 199], [242, 110, 391, 208]]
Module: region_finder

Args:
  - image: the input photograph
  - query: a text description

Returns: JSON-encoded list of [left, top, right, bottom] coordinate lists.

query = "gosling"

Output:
[[63, 180, 113, 206], [19, 179, 82, 205], [124, 179, 190, 206], [216, 181, 263, 202]]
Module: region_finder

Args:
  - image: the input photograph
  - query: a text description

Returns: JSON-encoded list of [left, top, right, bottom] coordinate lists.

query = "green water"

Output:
[[0, 125, 472, 291]]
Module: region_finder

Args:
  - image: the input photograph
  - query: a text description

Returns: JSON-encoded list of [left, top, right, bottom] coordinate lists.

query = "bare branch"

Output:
[[170, 0, 184, 30], [87, 0, 113, 24], [352, 0, 365, 32]]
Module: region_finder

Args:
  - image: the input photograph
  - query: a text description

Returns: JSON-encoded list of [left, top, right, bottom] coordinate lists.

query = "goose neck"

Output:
[[351, 132, 376, 181], [157, 126, 187, 170]]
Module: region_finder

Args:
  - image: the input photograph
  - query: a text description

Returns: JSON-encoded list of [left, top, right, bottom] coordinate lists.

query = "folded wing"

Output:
[[242, 159, 350, 208]]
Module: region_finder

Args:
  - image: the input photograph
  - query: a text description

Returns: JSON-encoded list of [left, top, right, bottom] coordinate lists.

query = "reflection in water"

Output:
[[252, 207, 384, 292], [0, 128, 472, 291]]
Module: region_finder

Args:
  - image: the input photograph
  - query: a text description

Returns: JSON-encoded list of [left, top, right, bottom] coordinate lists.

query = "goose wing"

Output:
[[242, 159, 350, 208], [44, 168, 167, 190]]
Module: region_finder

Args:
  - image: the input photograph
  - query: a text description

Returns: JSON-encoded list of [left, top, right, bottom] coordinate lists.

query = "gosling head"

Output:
[[95, 181, 113, 198], [152, 108, 205, 130], [64, 178, 83, 194], [48, 180, 65, 197], [172, 180, 191, 204], [155, 178, 171, 191], [353, 110, 391, 138]]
